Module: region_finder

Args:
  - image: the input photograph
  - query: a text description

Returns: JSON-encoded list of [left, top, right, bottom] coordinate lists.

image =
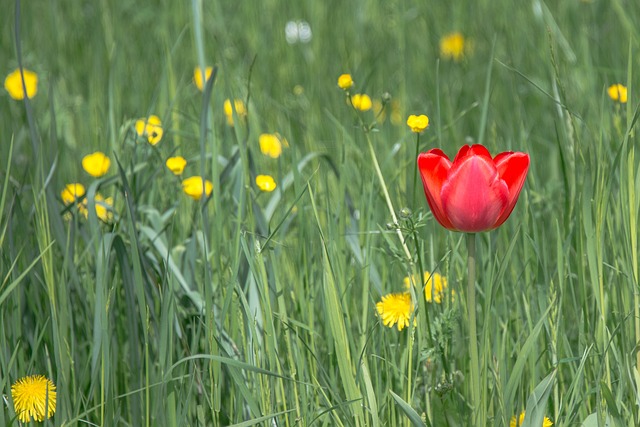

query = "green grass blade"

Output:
[[389, 389, 427, 427], [504, 304, 552, 413], [309, 184, 364, 424], [520, 370, 556, 427]]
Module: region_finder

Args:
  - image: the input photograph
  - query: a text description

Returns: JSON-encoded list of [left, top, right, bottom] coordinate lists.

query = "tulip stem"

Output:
[[365, 134, 413, 262], [466, 232, 481, 427]]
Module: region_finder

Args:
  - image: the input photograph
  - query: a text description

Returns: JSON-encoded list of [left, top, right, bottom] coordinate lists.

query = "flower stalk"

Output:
[[364, 133, 413, 262], [342, 85, 413, 263], [412, 133, 420, 209], [466, 232, 481, 427], [405, 321, 416, 427]]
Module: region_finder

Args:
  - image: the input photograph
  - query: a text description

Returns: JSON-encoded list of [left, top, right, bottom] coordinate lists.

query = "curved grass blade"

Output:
[[520, 370, 556, 427], [389, 389, 427, 427]]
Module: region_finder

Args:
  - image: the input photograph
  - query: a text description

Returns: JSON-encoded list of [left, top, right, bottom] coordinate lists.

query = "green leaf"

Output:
[[226, 409, 296, 427], [389, 389, 427, 427], [520, 370, 556, 427], [504, 304, 552, 414], [580, 413, 613, 427]]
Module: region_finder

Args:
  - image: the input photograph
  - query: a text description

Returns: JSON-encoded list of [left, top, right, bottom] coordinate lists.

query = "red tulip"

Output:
[[417, 144, 529, 232]]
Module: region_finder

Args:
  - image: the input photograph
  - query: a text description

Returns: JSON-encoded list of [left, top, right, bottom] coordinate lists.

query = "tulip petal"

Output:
[[441, 153, 509, 232], [453, 144, 492, 163], [493, 152, 530, 227], [417, 149, 455, 230]]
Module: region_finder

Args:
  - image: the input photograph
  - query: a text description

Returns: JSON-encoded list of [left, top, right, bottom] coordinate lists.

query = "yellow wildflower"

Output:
[[338, 73, 354, 90], [223, 99, 247, 126], [11, 375, 56, 423], [182, 176, 213, 200], [510, 411, 553, 427], [256, 174, 277, 192], [194, 66, 214, 91], [259, 133, 285, 158], [372, 99, 387, 123], [135, 115, 163, 145], [351, 93, 372, 111], [376, 293, 414, 331], [82, 151, 111, 177], [406, 115, 430, 133], [390, 100, 403, 125], [4, 68, 38, 100], [79, 194, 114, 222], [373, 97, 403, 125], [166, 156, 187, 175], [440, 32, 466, 61], [404, 271, 452, 303], [94, 194, 114, 222], [608, 83, 628, 103], [61, 183, 86, 206]]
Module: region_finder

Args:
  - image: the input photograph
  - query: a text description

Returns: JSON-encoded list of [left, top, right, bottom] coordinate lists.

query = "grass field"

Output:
[[2, 0, 640, 425]]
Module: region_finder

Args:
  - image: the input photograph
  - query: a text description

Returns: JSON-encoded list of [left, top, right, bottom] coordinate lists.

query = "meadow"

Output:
[[1, 0, 640, 425]]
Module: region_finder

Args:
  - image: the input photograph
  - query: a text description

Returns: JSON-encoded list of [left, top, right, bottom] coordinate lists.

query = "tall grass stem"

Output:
[[364, 134, 413, 263], [412, 133, 421, 209]]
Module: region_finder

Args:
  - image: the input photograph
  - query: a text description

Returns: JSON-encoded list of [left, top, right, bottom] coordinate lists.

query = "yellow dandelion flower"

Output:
[[182, 176, 213, 201], [61, 183, 86, 205], [135, 114, 164, 145], [194, 66, 213, 91], [259, 133, 283, 159], [376, 293, 414, 331], [223, 99, 247, 126], [338, 73, 354, 90], [351, 93, 372, 111], [406, 114, 430, 133], [82, 151, 111, 178], [4, 68, 38, 100], [608, 83, 627, 103], [440, 32, 466, 61], [11, 375, 56, 423], [403, 271, 451, 304], [256, 174, 277, 192], [293, 85, 304, 95], [510, 411, 553, 427], [166, 156, 187, 175]]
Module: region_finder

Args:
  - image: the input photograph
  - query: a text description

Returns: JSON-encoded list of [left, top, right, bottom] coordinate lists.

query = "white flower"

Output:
[[285, 20, 312, 44]]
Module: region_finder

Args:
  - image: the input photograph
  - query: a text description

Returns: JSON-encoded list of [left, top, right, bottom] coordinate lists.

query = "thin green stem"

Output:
[[412, 133, 421, 209], [347, 92, 413, 263], [405, 324, 415, 427], [627, 145, 640, 375], [466, 233, 481, 427], [364, 134, 413, 262], [413, 230, 435, 350]]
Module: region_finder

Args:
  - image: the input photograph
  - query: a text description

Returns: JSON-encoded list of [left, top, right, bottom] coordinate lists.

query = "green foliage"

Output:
[[1, 0, 640, 425]]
